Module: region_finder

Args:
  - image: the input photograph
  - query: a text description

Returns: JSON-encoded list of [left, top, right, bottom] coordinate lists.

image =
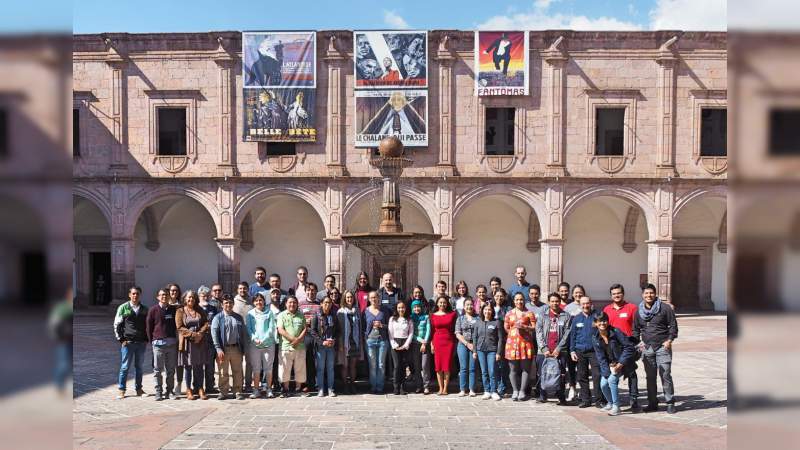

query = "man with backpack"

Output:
[[535, 292, 572, 405]]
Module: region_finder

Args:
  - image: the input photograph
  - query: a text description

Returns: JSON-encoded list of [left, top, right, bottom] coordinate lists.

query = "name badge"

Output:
[[165, 314, 173, 320], [381, 299, 389, 304], [488, 325, 496, 330], [620, 313, 628, 318], [576, 323, 584, 328]]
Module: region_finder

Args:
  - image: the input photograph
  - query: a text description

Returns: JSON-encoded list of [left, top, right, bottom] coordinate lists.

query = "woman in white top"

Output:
[[388, 302, 413, 395], [452, 280, 470, 315]]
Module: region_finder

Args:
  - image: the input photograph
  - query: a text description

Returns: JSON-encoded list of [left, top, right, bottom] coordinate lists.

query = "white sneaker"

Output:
[[491, 392, 501, 401], [566, 386, 576, 402], [469, 391, 477, 397], [266, 389, 274, 399], [458, 391, 467, 397], [481, 392, 491, 400], [329, 391, 337, 397]]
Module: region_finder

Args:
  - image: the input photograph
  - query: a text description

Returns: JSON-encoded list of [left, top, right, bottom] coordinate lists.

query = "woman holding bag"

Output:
[[176, 290, 210, 400]]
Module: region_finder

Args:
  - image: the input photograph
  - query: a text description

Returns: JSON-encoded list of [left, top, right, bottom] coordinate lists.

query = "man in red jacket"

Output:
[[602, 283, 640, 411]]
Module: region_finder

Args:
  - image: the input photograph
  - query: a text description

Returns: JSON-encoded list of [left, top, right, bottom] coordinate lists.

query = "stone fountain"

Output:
[[342, 136, 441, 290]]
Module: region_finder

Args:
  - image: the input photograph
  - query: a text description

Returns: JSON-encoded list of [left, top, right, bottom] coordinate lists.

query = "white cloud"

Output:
[[478, 0, 641, 31], [383, 10, 410, 29], [648, 0, 726, 30]]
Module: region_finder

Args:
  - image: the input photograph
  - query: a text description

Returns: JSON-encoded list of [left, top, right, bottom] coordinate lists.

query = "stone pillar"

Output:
[[539, 239, 564, 294], [434, 35, 456, 176], [655, 51, 678, 177], [543, 50, 568, 176], [106, 50, 127, 172], [647, 240, 674, 303], [215, 238, 240, 295], [214, 38, 236, 176], [324, 238, 345, 289], [433, 239, 454, 292], [323, 34, 346, 175], [110, 238, 135, 307]]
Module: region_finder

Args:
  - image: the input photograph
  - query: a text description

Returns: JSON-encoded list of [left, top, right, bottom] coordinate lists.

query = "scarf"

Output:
[[410, 300, 427, 322], [339, 307, 361, 351], [638, 298, 662, 321]]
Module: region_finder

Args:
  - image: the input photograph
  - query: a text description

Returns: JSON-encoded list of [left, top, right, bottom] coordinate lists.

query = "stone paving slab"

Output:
[[74, 314, 727, 449]]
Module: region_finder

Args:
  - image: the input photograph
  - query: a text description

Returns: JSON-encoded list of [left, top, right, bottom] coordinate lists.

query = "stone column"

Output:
[[323, 34, 346, 175], [434, 35, 456, 176], [215, 238, 240, 295], [655, 51, 678, 177], [433, 239, 454, 292], [324, 238, 345, 288], [214, 38, 236, 176], [539, 239, 564, 294], [647, 240, 674, 303], [110, 238, 136, 307], [543, 50, 568, 176], [105, 43, 127, 172]]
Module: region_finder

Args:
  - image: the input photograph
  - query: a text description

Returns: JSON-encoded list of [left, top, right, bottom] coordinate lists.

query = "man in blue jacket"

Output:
[[569, 296, 602, 408], [211, 295, 247, 400]]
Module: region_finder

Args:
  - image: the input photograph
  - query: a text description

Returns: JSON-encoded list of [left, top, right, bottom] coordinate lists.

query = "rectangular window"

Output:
[[700, 108, 727, 156], [485, 107, 514, 155], [595, 108, 625, 156], [0, 109, 7, 158], [266, 142, 296, 156], [769, 108, 800, 156], [157, 108, 187, 156], [73, 108, 80, 158]]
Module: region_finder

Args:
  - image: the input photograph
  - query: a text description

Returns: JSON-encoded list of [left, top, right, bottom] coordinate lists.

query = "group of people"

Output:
[[113, 265, 679, 415]]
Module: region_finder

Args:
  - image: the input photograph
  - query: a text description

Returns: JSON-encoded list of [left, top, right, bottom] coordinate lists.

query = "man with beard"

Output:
[[247, 38, 282, 86]]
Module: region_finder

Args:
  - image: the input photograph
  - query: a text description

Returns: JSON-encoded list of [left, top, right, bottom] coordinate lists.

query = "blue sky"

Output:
[[2, 0, 728, 33]]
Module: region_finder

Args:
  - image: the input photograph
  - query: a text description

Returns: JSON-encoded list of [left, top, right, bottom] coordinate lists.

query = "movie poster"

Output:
[[354, 31, 427, 88], [355, 90, 427, 147], [243, 88, 316, 142], [474, 31, 529, 96], [243, 31, 316, 88]]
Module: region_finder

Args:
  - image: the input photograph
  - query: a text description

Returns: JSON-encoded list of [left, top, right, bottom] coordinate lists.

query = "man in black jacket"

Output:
[[632, 284, 679, 414], [113, 286, 149, 399]]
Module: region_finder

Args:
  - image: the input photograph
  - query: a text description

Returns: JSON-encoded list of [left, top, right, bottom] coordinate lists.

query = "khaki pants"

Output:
[[218, 345, 244, 395], [279, 347, 307, 384]]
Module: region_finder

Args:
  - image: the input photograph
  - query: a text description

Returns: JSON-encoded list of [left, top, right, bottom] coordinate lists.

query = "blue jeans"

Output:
[[183, 365, 204, 392], [600, 373, 621, 407], [456, 342, 476, 391], [476, 351, 497, 394], [497, 358, 509, 394], [315, 346, 336, 393], [118, 342, 146, 391], [366, 338, 388, 392], [54, 342, 72, 392]]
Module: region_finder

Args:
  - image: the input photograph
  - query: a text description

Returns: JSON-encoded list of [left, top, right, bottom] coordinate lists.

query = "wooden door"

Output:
[[672, 254, 700, 310]]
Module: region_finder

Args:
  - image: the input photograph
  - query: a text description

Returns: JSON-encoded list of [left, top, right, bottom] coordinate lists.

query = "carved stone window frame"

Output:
[[145, 89, 199, 173], [690, 89, 727, 174], [73, 90, 97, 159], [476, 99, 527, 173], [585, 89, 639, 174]]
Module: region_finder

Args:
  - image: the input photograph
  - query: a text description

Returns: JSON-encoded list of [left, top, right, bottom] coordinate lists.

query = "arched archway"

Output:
[[564, 195, 648, 301], [133, 196, 218, 305], [453, 194, 541, 293], [238, 194, 326, 289], [673, 195, 727, 310], [344, 190, 435, 293], [235, 186, 330, 237], [73, 194, 112, 306], [564, 186, 657, 240]]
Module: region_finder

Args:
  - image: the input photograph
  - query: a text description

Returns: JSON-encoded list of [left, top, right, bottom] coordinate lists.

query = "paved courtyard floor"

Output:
[[73, 313, 727, 449]]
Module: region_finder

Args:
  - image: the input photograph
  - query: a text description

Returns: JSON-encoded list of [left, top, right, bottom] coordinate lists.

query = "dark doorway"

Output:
[[672, 254, 700, 310], [20, 252, 47, 306], [90, 252, 112, 305]]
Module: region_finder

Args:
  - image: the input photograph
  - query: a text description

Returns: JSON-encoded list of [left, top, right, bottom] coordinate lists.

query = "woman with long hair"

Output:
[[407, 285, 426, 307], [166, 283, 183, 395], [352, 271, 373, 313], [430, 296, 457, 395], [475, 303, 503, 400], [245, 293, 278, 399], [493, 287, 511, 397], [455, 298, 479, 396], [504, 292, 536, 401], [452, 281, 470, 315], [337, 290, 362, 394], [364, 291, 389, 394], [388, 301, 414, 395], [175, 290, 210, 400], [310, 296, 338, 397]]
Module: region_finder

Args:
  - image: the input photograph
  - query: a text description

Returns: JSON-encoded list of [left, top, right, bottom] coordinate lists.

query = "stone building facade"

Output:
[[72, 30, 728, 310]]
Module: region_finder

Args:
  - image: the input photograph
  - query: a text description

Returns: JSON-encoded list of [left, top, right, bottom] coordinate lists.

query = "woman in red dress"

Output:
[[430, 296, 457, 395]]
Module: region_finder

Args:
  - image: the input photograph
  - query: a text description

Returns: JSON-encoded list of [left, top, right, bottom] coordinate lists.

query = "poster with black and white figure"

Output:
[[354, 31, 427, 88], [243, 88, 317, 142], [243, 31, 316, 88], [474, 31, 529, 96], [355, 90, 427, 147]]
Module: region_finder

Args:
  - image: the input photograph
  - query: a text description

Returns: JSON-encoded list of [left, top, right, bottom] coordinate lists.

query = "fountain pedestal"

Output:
[[342, 136, 441, 290]]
